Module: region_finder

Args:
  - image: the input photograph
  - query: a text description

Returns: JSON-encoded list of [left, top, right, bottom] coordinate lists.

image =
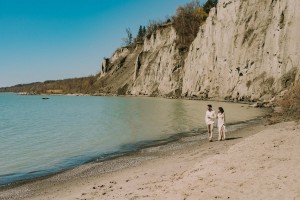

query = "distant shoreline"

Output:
[[3, 92, 270, 108]]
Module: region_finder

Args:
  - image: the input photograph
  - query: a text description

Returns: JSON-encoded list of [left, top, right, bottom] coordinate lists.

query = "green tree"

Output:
[[136, 25, 144, 42], [142, 26, 146, 38], [203, 0, 218, 13]]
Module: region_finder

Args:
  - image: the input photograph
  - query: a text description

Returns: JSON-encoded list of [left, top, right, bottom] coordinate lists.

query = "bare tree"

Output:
[[122, 28, 133, 46]]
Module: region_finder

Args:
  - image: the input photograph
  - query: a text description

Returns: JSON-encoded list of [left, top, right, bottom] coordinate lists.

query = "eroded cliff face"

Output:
[[183, 0, 300, 100], [98, 0, 300, 100], [95, 45, 142, 95], [97, 24, 185, 97], [131, 25, 184, 97]]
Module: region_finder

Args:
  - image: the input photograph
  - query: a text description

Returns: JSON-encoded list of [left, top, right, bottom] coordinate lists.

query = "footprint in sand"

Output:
[[227, 166, 236, 171], [191, 169, 200, 173]]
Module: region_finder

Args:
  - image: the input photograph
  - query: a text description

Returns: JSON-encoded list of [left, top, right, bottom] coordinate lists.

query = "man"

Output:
[[205, 104, 215, 142]]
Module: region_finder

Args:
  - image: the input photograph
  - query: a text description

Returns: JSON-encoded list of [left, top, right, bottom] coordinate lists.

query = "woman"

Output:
[[217, 107, 226, 141], [205, 104, 215, 142]]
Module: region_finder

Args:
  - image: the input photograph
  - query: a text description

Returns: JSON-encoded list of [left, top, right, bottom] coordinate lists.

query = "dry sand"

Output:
[[1, 121, 300, 200]]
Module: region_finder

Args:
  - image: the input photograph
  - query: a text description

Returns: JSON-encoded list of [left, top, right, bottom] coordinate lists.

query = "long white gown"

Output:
[[217, 112, 226, 140]]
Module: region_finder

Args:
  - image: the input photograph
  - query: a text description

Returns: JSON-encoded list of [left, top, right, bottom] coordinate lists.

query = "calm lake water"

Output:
[[0, 93, 265, 186]]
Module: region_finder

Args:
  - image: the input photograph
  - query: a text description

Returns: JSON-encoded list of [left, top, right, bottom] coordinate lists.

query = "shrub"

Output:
[[280, 67, 297, 88], [145, 20, 164, 39], [277, 81, 300, 120], [172, 1, 208, 49], [246, 80, 252, 88]]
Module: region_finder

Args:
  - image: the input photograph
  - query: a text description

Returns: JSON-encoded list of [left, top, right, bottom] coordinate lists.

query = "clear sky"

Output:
[[0, 0, 205, 87]]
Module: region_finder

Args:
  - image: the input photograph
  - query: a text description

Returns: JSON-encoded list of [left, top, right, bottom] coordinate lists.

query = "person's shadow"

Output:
[[225, 137, 243, 141]]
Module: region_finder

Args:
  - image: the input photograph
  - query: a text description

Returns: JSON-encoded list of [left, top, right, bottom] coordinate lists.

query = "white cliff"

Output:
[[131, 25, 184, 97], [183, 0, 300, 100], [98, 0, 300, 100]]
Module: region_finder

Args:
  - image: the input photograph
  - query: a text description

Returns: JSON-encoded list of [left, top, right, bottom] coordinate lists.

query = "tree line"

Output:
[[0, 76, 98, 94], [122, 0, 218, 49]]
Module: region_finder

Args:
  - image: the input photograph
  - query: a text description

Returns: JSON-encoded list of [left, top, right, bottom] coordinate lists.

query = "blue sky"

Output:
[[0, 0, 205, 87]]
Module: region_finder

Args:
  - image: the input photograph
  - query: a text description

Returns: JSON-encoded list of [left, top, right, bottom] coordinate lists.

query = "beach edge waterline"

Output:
[[0, 115, 268, 200], [0, 94, 268, 189]]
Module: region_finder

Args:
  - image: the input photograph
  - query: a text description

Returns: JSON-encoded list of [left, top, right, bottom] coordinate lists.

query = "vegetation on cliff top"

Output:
[[123, 0, 218, 50], [172, 0, 209, 50]]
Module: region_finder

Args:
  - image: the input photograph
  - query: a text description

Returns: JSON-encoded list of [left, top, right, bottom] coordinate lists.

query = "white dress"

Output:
[[217, 113, 225, 128], [217, 112, 226, 140]]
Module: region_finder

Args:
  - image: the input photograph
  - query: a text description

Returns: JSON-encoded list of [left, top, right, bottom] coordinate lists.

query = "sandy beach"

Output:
[[1, 120, 299, 200]]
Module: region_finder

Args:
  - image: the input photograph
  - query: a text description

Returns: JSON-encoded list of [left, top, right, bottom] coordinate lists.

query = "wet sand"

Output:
[[1, 119, 299, 200]]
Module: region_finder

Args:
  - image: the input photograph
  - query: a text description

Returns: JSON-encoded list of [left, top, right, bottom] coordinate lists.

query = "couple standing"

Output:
[[205, 104, 226, 142]]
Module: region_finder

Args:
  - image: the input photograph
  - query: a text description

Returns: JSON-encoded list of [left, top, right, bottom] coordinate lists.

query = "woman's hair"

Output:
[[218, 107, 224, 113], [207, 104, 212, 108]]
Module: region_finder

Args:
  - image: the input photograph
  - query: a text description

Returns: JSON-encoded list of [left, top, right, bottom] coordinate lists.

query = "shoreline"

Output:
[[0, 117, 264, 190], [0, 117, 271, 200], [0, 94, 269, 190], [9, 92, 263, 106]]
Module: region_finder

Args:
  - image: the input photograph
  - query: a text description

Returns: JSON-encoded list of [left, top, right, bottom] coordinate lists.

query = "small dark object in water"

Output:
[[42, 97, 49, 100]]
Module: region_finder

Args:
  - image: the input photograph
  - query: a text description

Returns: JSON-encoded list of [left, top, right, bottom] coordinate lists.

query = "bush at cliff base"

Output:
[[277, 81, 300, 120]]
